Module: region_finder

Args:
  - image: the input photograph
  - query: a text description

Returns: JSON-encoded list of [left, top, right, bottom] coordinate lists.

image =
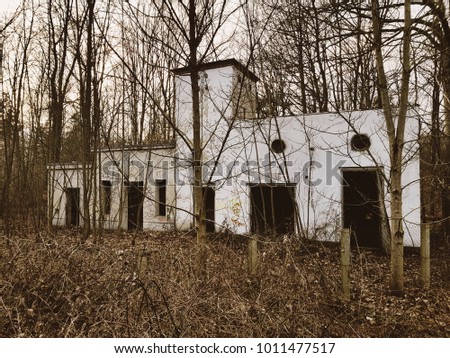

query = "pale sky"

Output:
[[0, 0, 23, 20]]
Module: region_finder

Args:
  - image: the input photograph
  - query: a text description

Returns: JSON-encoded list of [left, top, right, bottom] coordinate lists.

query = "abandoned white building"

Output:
[[48, 59, 422, 249]]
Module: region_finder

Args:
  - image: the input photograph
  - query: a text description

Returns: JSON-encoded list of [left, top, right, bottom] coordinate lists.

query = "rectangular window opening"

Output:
[[101, 180, 112, 215], [156, 179, 167, 217]]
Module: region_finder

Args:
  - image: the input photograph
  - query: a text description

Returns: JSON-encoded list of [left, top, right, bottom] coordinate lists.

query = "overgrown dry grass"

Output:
[[1, 228, 449, 337]]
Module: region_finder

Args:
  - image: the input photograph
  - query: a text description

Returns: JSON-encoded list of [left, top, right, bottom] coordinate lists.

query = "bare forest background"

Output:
[[0, 0, 449, 337], [0, 0, 448, 233]]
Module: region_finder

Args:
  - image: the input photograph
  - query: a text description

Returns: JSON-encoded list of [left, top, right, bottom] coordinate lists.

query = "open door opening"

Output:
[[343, 169, 382, 248], [128, 181, 144, 230], [203, 186, 215, 233], [65, 187, 80, 226], [250, 185, 295, 235]]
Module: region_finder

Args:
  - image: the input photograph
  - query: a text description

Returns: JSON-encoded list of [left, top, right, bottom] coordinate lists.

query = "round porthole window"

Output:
[[271, 139, 286, 153], [350, 134, 371, 151]]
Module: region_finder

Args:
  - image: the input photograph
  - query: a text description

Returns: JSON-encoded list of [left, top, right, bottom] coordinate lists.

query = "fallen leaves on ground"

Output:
[[1, 228, 449, 337]]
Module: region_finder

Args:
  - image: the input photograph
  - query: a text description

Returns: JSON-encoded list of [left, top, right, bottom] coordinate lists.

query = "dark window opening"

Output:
[[156, 179, 167, 217], [343, 170, 382, 248], [101, 180, 112, 215], [250, 185, 295, 235], [203, 186, 215, 233], [271, 139, 286, 153], [350, 134, 371, 151], [65, 187, 80, 226]]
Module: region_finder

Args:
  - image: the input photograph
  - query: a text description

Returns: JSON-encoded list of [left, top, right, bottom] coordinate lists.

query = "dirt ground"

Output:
[[1, 229, 449, 337]]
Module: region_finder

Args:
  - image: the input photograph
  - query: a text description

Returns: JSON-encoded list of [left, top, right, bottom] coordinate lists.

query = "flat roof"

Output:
[[171, 59, 259, 82], [97, 141, 176, 153], [47, 163, 91, 170]]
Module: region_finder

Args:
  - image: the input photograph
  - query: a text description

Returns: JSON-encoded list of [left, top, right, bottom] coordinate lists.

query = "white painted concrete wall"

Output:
[[98, 147, 177, 231], [48, 146, 177, 231], [181, 110, 421, 246]]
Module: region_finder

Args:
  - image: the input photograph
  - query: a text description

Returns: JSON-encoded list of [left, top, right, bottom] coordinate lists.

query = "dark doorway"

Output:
[[203, 187, 215, 233], [128, 181, 144, 230], [343, 169, 382, 248], [250, 185, 296, 235], [65, 188, 80, 226]]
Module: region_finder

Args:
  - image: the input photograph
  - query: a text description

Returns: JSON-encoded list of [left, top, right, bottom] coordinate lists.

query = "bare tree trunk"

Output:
[[47, 0, 76, 164], [188, 0, 207, 279], [0, 31, 4, 222], [424, 0, 450, 246], [442, 45, 450, 246], [371, 0, 411, 295], [76, 0, 95, 240]]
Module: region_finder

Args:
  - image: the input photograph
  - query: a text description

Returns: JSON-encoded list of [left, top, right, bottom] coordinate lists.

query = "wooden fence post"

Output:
[[136, 249, 151, 279], [420, 223, 430, 290], [248, 236, 259, 275], [340, 228, 351, 301]]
